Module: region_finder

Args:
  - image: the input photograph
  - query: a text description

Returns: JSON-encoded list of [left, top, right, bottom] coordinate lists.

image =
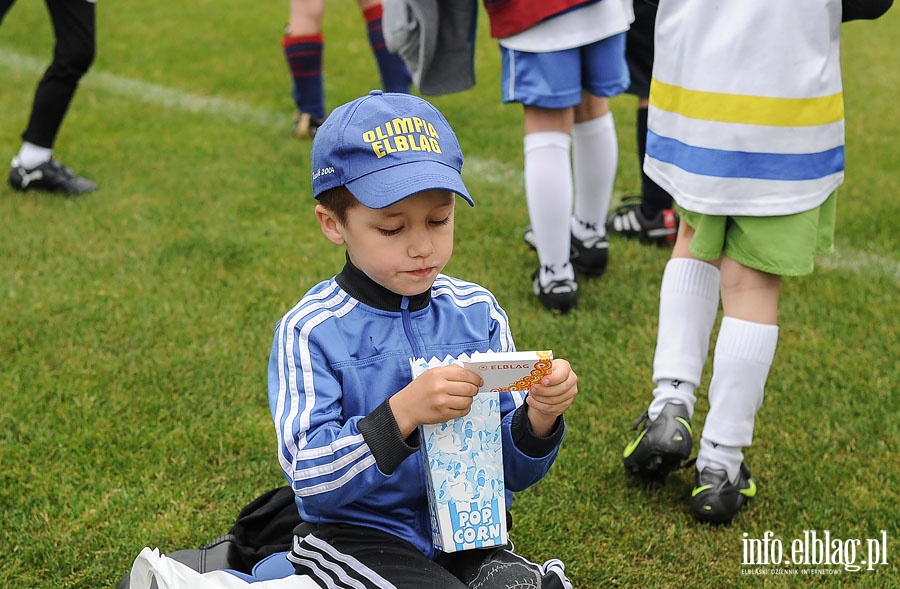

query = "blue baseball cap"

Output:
[[311, 90, 473, 208]]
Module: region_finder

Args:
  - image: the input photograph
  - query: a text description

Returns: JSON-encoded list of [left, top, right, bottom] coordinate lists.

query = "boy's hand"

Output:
[[390, 365, 483, 438], [526, 359, 577, 437]]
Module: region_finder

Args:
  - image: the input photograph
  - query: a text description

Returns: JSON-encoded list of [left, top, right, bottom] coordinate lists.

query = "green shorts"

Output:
[[677, 194, 836, 277]]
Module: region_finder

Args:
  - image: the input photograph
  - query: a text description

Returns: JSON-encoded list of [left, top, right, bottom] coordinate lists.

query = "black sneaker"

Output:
[[691, 463, 757, 525], [532, 269, 577, 313], [293, 112, 325, 139], [8, 157, 97, 195], [606, 196, 678, 245], [623, 403, 693, 482], [523, 226, 609, 276]]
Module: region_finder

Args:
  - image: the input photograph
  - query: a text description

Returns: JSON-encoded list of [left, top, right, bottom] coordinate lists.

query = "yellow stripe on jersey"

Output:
[[650, 79, 843, 127]]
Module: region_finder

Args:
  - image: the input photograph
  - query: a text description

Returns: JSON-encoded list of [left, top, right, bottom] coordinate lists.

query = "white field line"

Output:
[[0, 47, 284, 128], [1, 47, 520, 173], [817, 246, 900, 284], [3, 47, 897, 282], [2, 45, 525, 182]]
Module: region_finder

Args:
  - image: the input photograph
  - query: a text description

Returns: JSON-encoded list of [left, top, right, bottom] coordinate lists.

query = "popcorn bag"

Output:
[[411, 351, 553, 552]]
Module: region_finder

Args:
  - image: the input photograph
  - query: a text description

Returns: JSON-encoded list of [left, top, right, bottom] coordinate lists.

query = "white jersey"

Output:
[[499, 0, 634, 52], [644, 0, 845, 216]]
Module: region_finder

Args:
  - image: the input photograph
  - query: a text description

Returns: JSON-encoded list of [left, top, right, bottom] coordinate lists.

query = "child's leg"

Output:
[[624, 222, 718, 480], [523, 106, 576, 287], [284, 0, 326, 119], [648, 222, 720, 421], [291, 523, 466, 588], [359, 0, 412, 93], [697, 257, 780, 483], [25, 0, 95, 152], [572, 94, 616, 241]]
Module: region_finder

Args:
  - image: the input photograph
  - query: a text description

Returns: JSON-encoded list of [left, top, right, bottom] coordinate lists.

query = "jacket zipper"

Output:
[[400, 296, 424, 359], [400, 296, 437, 556]]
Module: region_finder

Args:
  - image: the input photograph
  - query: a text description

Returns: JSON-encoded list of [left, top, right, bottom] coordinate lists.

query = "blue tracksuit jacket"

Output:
[[268, 260, 565, 559]]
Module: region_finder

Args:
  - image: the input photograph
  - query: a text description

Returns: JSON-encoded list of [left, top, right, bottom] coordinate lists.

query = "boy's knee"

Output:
[[53, 42, 95, 77], [69, 44, 96, 74], [465, 549, 572, 589]]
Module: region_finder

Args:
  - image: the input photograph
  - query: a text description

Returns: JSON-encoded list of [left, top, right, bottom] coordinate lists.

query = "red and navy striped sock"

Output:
[[363, 5, 411, 93], [282, 33, 326, 119]]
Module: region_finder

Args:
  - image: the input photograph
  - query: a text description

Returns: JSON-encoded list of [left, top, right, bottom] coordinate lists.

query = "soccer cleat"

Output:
[[691, 463, 757, 525], [623, 402, 693, 482], [570, 232, 609, 276], [606, 196, 678, 245], [523, 226, 609, 276], [532, 269, 577, 313], [292, 112, 325, 139], [522, 225, 537, 249], [8, 157, 97, 195]]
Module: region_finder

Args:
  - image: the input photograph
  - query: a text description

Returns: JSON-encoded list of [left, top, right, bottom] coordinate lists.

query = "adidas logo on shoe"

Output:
[[606, 196, 678, 246]]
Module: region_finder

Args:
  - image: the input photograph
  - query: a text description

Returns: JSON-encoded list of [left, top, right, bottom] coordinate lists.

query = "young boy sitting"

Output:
[[268, 90, 579, 588]]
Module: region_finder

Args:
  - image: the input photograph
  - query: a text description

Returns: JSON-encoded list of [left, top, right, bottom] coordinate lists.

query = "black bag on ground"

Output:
[[227, 485, 302, 573]]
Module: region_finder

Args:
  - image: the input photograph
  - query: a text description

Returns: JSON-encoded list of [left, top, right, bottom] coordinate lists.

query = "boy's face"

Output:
[[316, 189, 457, 296]]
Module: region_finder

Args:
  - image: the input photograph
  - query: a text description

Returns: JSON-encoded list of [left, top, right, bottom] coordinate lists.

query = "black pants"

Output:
[[0, 0, 95, 149], [289, 522, 572, 588], [623, 0, 673, 212]]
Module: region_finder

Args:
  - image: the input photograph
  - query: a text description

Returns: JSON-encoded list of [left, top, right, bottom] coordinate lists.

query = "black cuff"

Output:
[[358, 398, 420, 475], [511, 404, 565, 458]]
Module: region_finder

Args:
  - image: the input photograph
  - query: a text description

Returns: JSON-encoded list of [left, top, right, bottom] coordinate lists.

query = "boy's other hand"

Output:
[[526, 359, 578, 437], [390, 365, 483, 438]]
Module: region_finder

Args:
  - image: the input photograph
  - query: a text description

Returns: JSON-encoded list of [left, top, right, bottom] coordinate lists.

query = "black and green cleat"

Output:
[[623, 402, 693, 483], [691, 463, 757, 525]]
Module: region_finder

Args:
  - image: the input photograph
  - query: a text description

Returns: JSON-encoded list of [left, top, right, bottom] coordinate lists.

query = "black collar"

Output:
[[334, 256, 432, 312]]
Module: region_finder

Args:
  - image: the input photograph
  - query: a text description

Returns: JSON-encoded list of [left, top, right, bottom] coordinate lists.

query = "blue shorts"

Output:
[[500, 33, 629, 108]]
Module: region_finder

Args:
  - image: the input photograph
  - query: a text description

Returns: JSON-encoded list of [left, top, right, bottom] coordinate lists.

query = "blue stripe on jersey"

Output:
[[647, 131, 845, 181]]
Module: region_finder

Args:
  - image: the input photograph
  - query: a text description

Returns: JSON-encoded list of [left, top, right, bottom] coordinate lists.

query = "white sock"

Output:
[[524, 131, 575, 284], [697, 316, 779, 483], [16, 142, 52, 169], [571, 112, 616, 240], [648, 258, 721, 420], [697, 438, 744, 484]]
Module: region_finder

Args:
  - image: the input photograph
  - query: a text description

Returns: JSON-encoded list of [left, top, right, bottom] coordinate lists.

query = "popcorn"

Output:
[[411, 351, 552, 552]]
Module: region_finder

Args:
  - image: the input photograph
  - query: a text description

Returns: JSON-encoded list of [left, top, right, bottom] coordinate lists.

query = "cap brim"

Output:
[[345, 160, 473, 209]]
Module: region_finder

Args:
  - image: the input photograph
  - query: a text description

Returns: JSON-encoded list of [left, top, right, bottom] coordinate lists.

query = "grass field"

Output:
[[1, 2, 898, 587]]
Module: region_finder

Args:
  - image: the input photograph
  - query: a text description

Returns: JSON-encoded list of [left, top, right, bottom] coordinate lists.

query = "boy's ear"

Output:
[[315, 204, 346, 246]]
